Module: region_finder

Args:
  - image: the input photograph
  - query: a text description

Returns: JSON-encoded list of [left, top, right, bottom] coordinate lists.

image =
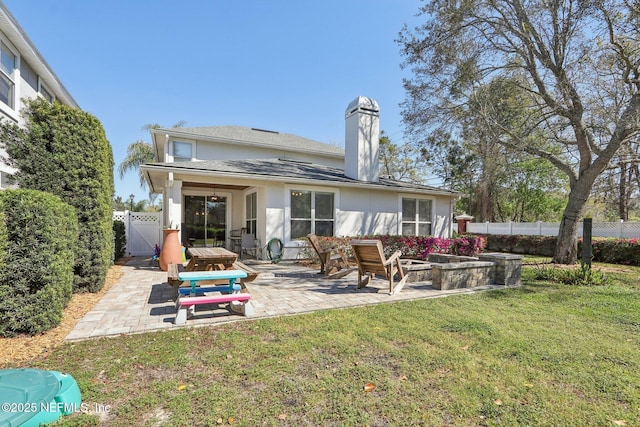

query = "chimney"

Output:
[[344, 96, 380, 182]]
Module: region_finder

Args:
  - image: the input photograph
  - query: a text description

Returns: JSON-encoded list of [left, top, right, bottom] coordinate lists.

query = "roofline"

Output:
[[149, 127, 345, 160], [0, 2, 79, 108], [141, 163, 460, 197]]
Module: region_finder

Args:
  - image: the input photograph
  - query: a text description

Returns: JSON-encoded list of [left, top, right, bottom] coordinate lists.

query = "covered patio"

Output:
[[65, 257, 505, 341]]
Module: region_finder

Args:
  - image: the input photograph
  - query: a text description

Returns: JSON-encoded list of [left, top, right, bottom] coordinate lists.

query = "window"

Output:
[[290, 190, 335, 239], [21, 59, 38, 91], [40, 84, 54, 103], [173, 141, 192, 162], [402, 198, 432, 236], [245, 192, 257, 236], [0, 42, 16, 109]]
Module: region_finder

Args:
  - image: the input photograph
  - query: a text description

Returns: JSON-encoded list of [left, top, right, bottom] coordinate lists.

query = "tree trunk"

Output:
[[619, 160, 629, 221], [553, 182, 591, 264]]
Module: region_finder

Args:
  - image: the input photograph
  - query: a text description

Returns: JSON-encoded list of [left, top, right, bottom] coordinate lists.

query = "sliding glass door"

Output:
[[184, 195, 227, 247]]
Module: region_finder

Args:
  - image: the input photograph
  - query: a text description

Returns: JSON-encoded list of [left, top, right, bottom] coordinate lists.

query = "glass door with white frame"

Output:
[[184, 195, 227, 247]]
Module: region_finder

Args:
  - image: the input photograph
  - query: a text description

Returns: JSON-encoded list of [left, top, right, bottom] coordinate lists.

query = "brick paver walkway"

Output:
[[65, 257, 502, 341]]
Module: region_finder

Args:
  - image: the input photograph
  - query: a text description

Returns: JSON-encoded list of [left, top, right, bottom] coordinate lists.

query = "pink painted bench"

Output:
[[175, 293, 254, 324]]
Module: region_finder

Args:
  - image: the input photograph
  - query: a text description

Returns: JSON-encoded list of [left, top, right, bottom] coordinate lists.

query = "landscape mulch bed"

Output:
[[0, 258, 129, 367]]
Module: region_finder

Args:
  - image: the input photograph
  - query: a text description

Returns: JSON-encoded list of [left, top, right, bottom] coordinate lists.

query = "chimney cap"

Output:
[[345, 96, 379, 118]]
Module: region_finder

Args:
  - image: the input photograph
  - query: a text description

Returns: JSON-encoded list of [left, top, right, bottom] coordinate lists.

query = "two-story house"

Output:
[[0, 2, 79, 187], [141, 96, 459, 259]]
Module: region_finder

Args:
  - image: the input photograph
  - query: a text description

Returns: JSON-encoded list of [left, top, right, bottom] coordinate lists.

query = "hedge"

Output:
[[303, 235, 486, 261], [113, 220, 127, 261], [0, 189, 78, 337], [590, 238, 640, 266], [477, 234, 557, 257], [473, 233, 640, 266], [1, 98, 115, 292]]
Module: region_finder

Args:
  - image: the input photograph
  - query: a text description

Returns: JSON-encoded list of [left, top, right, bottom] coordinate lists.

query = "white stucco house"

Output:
[[0, 2, 79, 187], [141, 96, 459, 259]]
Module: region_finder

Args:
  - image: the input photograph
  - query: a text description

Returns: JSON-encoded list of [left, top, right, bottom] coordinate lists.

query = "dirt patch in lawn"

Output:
[[0, 258, 130, 367]]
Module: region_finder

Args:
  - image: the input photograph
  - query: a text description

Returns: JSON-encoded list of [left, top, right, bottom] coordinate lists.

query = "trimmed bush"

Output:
[[1, 98, 115, 292], [0, 189, 77, 337], [113, 220, 127, 261], [589, 238, 640, 266], [474, 234, 557, 257], [472, 233, 640, 266], [302, 234, 486, 261], [370, 235, 486, 259]]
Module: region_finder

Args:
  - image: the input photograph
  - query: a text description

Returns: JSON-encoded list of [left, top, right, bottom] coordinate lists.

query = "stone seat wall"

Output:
[[431, 261, 495, 290], [407, 252, 523, 290]]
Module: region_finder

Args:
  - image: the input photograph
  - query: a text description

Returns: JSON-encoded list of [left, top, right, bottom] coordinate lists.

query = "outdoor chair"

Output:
[[240, 232, 260, 259], [307, 233, 350, 276], [230, 228, 243, 253], [350, 239, 408, 295]]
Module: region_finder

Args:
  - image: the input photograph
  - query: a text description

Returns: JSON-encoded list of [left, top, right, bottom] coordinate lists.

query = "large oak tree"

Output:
[[398, 0, 640, 263]]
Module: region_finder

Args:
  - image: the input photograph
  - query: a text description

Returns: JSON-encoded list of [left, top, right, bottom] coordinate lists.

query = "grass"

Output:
[[20, 264, 640, 426]]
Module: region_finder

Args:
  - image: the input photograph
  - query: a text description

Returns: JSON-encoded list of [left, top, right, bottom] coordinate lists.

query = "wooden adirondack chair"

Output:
[[350, 239, 408, 295], [307, 233, 350, 276]]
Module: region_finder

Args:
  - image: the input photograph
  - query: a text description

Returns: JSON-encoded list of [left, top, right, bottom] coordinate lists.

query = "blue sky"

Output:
[[4, 0, 424, 204]]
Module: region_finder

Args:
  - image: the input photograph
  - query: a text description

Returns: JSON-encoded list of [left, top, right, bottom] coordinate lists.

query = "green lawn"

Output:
[[32, 264, 640, 426]]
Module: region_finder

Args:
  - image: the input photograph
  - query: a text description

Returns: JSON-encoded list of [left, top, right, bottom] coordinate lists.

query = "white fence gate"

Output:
[[113, 211, 163, 256], [468, 220, 640, 238]]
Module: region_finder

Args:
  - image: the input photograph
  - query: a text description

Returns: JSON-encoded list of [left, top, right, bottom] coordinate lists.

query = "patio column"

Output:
[[166, 176, 182, 241]]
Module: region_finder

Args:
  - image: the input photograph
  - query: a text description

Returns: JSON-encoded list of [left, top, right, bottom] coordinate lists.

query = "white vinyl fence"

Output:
[[467, 221, 640, 238], [113, 211, 163, 256]]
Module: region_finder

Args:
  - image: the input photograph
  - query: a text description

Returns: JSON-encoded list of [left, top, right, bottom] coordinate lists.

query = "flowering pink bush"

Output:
[[303, 234, 487, 261], [472, 233, 640, 266], [360, 235, 485, 259], [588, 238, 640, 266]]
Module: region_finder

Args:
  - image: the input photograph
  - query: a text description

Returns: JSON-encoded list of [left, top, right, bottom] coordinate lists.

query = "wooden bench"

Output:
[[177, 284, 242, 296], [175, 293, 254, 324], [178, 270, 247, 295], [167, 260, 260, 288]]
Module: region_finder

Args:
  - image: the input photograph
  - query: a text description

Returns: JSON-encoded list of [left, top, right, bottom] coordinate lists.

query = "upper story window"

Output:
[[40, 84, 54, 103], [172, 141, 193, 162], [402, 198, 433, 236], [21, 59, 38, 91], [0, 42, 16, 109], [290, 190, 335, 239]]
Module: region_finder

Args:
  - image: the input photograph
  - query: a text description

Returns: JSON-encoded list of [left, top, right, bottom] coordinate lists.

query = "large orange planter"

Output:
[[159, 229, 182, 271]]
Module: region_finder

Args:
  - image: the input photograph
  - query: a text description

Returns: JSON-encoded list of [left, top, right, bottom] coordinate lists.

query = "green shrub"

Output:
[[1, 98, 115, 292], [531, 264, 562, 281], [477, 234, 557, 256], [0, 189, 77, 337], [588, 238, 640, 266], [302, 234, 486, 261], [113, 220, 127, 261], [559, 262, 610, 286]]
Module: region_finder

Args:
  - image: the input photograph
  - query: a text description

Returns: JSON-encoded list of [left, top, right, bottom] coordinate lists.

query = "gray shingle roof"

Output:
[[146, 158, 457, 195], [158, 126, 345, 157]]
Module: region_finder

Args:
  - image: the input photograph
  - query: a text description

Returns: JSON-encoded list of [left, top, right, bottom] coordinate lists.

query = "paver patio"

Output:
[[65, 257, 504, 341]]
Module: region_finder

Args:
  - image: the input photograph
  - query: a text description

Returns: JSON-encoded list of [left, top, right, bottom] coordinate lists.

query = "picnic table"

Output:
[[167, 247, 260, 289], [174, 269, 253, 324], [178, 269, 247, 296], [186, 247, 238, 270]]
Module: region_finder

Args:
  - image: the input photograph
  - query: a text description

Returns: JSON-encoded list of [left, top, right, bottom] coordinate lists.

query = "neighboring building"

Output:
[[142, 96, 459, 259], [0, 1, 79, 187]]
